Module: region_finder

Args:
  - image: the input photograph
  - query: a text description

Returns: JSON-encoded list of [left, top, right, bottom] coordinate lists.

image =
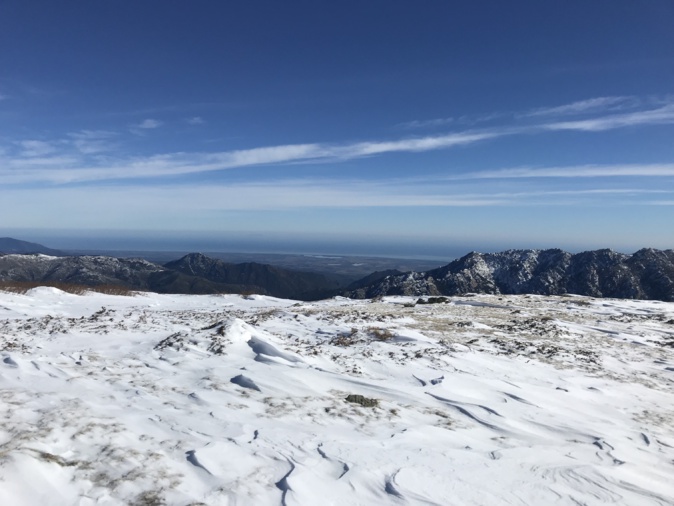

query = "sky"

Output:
[[1, 1, 673, 258]]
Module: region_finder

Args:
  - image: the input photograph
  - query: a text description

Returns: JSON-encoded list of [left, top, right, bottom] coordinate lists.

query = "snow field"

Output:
[[0, 289, 673, 505]]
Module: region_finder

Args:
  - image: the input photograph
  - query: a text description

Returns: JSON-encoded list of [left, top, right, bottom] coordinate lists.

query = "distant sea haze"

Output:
[[2, 229, 648, 262], [4, 231, 468, 261], [0, 228, 660, 262]]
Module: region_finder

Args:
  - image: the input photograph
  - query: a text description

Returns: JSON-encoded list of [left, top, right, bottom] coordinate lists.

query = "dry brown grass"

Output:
[[367, 326, 394, 341]]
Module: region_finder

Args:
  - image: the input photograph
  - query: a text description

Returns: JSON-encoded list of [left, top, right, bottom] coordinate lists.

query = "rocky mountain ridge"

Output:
[[164, 252, 339, 299], [345, 248, 674, 302], [0, 252, 338, 299], [2, 248, 673, 301]]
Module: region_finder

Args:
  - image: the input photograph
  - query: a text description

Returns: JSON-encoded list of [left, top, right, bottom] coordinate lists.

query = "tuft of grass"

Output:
[[27, 449, 79, 467], [367, 326, 394, 341], [131, 491, 167, 506]]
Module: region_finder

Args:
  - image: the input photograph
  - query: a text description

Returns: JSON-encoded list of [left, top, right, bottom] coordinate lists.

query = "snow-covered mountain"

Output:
[[0, 288, 673, 504], [346, 248, 674, 301], [3, 248, 674, 302]]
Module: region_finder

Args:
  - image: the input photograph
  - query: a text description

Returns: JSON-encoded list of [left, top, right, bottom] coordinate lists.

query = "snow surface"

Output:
[[1, 288, 673, 505]]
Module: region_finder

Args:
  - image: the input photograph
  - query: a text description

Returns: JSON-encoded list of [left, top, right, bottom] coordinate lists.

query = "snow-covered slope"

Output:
[[1, 289, 673, 505]]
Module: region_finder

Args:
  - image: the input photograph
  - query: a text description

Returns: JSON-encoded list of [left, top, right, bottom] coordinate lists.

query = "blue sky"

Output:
[[1, 1, 673, 258]]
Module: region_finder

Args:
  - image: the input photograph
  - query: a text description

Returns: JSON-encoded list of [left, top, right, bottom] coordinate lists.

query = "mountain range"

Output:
[[1, 238, 673, 301], [344, 248, 674, 302], [0, 251, 338, 299]]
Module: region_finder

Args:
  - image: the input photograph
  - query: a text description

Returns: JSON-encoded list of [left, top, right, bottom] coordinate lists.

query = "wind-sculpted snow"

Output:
[[0, 288, 673, 505]]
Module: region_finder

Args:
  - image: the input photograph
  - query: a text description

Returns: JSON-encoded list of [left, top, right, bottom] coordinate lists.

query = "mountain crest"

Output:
[[345, 248, 674, 301]]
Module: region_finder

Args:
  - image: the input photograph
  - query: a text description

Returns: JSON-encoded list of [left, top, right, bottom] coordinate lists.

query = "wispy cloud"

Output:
[[186, 116, 204, 125], [543, 103, 674, 132], [2, 96, 674, 185], [68, 130, 117, 154], [0, 130, 503, 184], [524, 96, 637, 117], [16, 140, 58, 157], [129, 118, 164, 135], [334, 131, 500, 157], [399, 117, 454, 129], [460, 163, 674, 180], [137, 118, 163, 129], [399, 112, 505, 130], [401, 95, 648, 131]]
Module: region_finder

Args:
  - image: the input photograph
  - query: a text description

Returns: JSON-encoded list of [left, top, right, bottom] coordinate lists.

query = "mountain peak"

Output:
[[345, 248, 674, 301]]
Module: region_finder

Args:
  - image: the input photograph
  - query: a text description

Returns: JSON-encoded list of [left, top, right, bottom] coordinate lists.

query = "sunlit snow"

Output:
[[1, 288, 673, 505]]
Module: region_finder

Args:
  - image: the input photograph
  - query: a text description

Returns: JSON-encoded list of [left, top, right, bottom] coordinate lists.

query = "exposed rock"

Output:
[[345, 394, 379, 408], [344, 248, 674, 302]]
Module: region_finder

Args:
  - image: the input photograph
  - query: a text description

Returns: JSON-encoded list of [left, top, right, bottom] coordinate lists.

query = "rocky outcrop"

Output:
[[345, 248, 674, 301], [164, 253, 338, 299]]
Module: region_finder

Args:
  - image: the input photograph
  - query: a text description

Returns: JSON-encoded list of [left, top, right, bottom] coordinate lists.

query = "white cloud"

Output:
[[543, 104, 674, 132], [68, 130, 116, 154], [16, 140, 58, 157], [525, 96, 636, 117], [401, 96, 641, 132], [129, 118, 164, 135], [2, 95, 674, 185], [0, 130, 504, 184], [137, 118, 162, 129], [460, 163, 674, 180], [399, 112, 506, 130], [338, 131, 500, 157], [70, 129, 115, 139], [133, 119, 163, 130], [399, 117, 454, 129], [186, 116, 204, 125]]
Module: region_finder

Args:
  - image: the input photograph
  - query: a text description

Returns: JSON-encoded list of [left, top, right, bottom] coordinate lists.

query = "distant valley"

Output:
[[63, 248, 446, 281]]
